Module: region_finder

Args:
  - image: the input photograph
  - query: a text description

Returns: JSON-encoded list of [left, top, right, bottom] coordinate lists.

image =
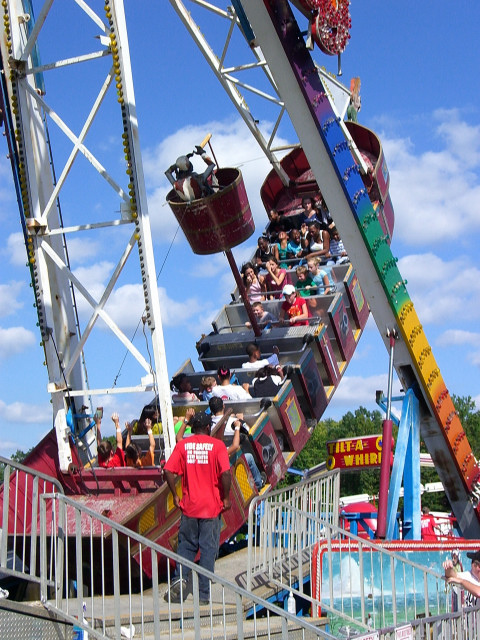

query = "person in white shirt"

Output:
[[241, 342, 280, 371], [209, 397, 265, 490], [444, 549, 480, 607], [210, 366, 252, 401]]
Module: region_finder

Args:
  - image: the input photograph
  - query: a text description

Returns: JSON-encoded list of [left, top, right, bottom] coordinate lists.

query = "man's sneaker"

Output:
[[164, 577, 187, 603], [260, 472, 267, 488], [199, 599, 210, 606]]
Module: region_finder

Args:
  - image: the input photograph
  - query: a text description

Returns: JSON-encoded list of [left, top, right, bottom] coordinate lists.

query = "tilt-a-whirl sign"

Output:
[[326, 434, 385, 470]]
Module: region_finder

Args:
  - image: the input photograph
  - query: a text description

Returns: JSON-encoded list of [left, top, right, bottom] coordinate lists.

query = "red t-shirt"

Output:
[[421, 514, 438, 540], [164, 435, 230, 518], [98, 448, 125, 468], [282, 295, 310, 326]]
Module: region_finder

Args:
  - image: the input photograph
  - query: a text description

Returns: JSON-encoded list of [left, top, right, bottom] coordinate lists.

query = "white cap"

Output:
[[282, 284, 296, 296]]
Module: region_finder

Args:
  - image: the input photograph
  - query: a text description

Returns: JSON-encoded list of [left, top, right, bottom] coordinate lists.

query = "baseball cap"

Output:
[[282, 284, 296, 296], [190, 411, 212, 431], [467, 551, 480, 562]]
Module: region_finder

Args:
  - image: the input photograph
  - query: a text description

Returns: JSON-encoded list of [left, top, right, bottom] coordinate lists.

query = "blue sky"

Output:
[[0, 1, 479, 456]]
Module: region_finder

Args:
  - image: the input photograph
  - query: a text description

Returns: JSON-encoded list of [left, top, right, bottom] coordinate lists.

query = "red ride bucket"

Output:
[[166, 168, 255, 255]]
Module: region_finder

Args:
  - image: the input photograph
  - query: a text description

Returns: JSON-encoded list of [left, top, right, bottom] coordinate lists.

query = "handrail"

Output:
[[39, 491, 338, 640], [247, 473, 450, 633], [0, 455, 64, 586]]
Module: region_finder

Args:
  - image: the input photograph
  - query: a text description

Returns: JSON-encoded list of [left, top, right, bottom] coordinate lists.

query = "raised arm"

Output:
[[95, 413, 102, 446], [145, 418, 155, 458], [125, 420, 133, 448], [111, 412, 123, 450], [226, 419, 242, 456], [175, 407, 195, 442]]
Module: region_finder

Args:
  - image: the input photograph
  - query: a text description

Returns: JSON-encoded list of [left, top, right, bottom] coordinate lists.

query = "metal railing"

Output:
[[377, 606, 480, 640], [39, 492, 338, 640], [0, 455, 64, 587], [246, 470, 453, 635], [247, 470, 341, 591], [1, 457, 480, 638]]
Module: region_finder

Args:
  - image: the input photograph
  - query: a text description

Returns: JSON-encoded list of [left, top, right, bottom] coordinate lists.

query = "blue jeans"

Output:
[[174, 514, 221, 600], [244, 453, 263, 489]]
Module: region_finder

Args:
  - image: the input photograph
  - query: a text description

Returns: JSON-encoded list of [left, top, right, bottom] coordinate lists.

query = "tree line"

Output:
[[2, 395, 480, 514]]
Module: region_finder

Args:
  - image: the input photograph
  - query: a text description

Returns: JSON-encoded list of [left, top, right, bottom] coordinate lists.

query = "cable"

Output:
[[111, 216, 185, 388]]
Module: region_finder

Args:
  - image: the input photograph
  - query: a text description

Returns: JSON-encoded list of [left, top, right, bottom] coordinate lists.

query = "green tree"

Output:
[[0, 448, 32, 484], [289, 396, 480, 515], [452, 394, 480, 459]]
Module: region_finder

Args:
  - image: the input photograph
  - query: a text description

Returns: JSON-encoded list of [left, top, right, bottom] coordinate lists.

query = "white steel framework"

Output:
[[1, 0, 175, 469]]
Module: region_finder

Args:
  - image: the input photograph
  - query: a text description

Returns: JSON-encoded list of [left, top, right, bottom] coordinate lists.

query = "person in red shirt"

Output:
[[421, 506, 440, 541], [164, 411, 231, 605], [279, 284, 311, 326], [97, 412, 125, 468]]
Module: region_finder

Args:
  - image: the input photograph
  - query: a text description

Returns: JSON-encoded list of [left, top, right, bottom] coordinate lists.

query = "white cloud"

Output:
[[437, 329, 480, 348], [0, 326, 36, 358], [434, 108, 480, 168], [0, 398, 51, 424], [73, 277, 207, 333], [384, 111, 480, 246], [397, 253, 480, 325], [5, 232, 27, 267], [437, 329, 480, 366], [64, 237, 101, 264], [331, 373, 402, 407], [0, 281, 24, 317]]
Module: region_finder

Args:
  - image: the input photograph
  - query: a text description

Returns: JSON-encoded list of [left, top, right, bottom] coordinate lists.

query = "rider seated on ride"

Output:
[[200, 375, 218, 401], [125, 418, 156, 467], [208, 396, 266, 490], [295, 265, 317, 297], [170, 373, 200, 403], [97, 412, 125, 468], [287, 228, 306, 266], [242, 342, 281, 371], [131, 404, 162, 435], [279, 284, 311, 326], [314, 193, 334, 230], [264, 256, 291, 300], [255, 236, 276, 268], [241, 262, 265, 302], [307, 257, 335, 294], [273, 230, 290, 269], [327, 227, 348, 264], [303, 221, 330, 260], [210, 366, 252, 401], [245, 301, 278, 329], [266, 208, 293, 243], [165, 145, 216, 202], [299, 196, 321, 227], [250, 365, 284, 399]]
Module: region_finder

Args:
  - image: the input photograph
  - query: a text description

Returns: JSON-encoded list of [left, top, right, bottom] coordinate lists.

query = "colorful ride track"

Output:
[[237, 0, 480, 535]]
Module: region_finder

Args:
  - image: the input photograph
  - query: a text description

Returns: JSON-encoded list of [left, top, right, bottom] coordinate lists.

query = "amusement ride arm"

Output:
[[238, 0, 480, 535]]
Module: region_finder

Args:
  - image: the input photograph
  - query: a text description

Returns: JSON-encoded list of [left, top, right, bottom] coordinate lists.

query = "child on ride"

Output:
[[241, 262, 265, 302], [295, 265, 316, 297], [170, 373, 200, 403], [279, 284, 311, 326], [307, 257, 335, 294], [287, 228, 305, 266], [273, 230, 289, 268], [265, 257, 291, 300]]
